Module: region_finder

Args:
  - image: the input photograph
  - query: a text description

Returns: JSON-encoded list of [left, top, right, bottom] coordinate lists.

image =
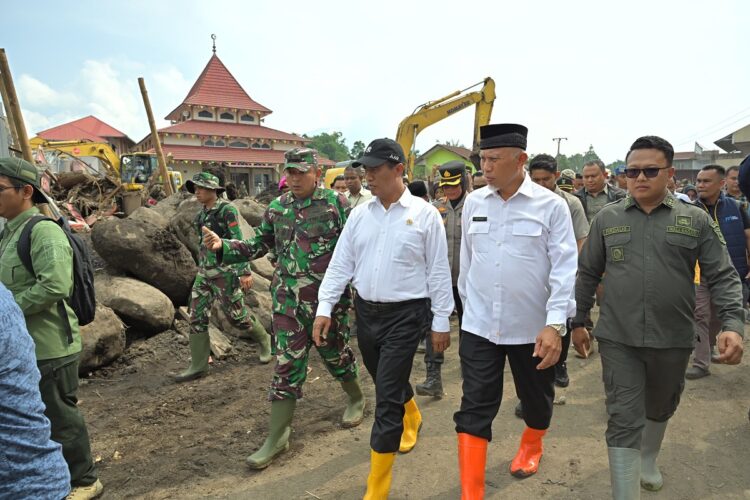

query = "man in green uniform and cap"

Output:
[[175, 172, 271, 382], [571, 136, 744, 499], [0, 157, 103, 499], [201, 148, 365, 469]]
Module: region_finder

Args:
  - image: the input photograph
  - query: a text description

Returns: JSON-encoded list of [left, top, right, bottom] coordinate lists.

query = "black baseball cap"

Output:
[[353, 138, 405, 168]]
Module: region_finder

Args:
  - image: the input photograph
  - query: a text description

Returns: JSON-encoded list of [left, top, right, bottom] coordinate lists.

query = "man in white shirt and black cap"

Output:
[[313, 138, 454, 499], [453, 124, 578, 498]]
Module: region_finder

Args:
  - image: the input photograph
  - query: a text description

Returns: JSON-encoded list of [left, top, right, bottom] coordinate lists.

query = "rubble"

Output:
[[79, 304, 126, 375], [232, 198, 266, 227], [91, 217, 197, 305], [127, 206, 170, 231], [95, 272, 175, 337]]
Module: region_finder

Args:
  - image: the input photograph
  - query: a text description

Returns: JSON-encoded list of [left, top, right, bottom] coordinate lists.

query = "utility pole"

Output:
[[552, 137, 568, 156]]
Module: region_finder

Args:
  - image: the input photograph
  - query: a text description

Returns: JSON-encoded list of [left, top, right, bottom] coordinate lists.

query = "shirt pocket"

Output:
[[665, 232, 698, 264], [393, 227, 424, 265], [508, 220, 544, 257], [467, 221, 490, 254], [604, 232, 631, 263]]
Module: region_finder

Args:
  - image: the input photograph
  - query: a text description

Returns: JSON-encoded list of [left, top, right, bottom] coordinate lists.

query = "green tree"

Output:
[[350, 140, 366, 160], [583, 145, 600, 163], [304, 131, 350, 162]]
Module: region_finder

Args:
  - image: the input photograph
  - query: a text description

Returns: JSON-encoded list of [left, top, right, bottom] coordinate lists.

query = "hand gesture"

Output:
[[431, 331, 450, 353], [201, 226, 222, 251], [312, 316, 331, 346], [239, 274, 253, 292], [533, 326, 562, 370], [716, 331, 744, 364], [571, 327, 591, 359]]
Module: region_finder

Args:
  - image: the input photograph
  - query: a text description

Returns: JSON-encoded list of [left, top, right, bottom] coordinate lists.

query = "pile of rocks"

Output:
[[79, 193, 273, 374]]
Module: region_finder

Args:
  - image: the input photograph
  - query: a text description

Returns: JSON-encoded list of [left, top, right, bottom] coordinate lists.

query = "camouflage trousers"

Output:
[[189, 270, 255, 335], [270, 302, 357, 401]]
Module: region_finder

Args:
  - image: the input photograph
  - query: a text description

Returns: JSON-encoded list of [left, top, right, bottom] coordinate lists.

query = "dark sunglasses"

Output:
[[624, 166, 670, 179]]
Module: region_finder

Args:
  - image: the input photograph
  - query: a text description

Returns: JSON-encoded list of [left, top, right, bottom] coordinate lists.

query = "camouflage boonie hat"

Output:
[[284, 148, 318, 172], [0, 156, 47, 203], [560, 169, 576, 181], [186, 172, 224, 193]]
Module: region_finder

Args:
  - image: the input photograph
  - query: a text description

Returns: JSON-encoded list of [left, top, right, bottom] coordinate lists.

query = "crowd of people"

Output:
[[0, 122, 748, 499]]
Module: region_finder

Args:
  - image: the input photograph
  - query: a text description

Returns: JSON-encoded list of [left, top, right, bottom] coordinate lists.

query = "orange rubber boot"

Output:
[[509, 427, 546, 478], [458, 433, 487, 500]]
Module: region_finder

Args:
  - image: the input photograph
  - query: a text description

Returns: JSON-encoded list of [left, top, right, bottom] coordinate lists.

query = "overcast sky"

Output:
[[3, 0, 749, 163]]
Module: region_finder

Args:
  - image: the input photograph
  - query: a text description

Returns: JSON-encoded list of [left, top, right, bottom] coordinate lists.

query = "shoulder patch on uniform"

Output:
[[602, 225, 631, 236], [663, 196, 676, 208], [709, 221, 726, 245], [667, 225, 700, 237], [675, 215, 692, 227], [623, 196, 634, 209]]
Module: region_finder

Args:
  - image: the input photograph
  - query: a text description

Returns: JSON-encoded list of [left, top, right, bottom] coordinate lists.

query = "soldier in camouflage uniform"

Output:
[[201, 148, 365, 469], [175, 172, 271, 383]]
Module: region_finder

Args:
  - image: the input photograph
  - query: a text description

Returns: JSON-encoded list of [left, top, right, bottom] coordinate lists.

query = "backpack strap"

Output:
[[17, 215, 74, 345]]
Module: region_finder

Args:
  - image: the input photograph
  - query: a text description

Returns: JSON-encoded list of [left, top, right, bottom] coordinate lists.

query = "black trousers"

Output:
[[423, 286, 462, 365], [454, 331, 555, 442], [356, 296, 431, 453]]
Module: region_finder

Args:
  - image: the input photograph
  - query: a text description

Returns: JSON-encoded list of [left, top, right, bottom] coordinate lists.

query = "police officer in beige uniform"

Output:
[[416, 161, 468, 398], [571, 136, 744, 499]]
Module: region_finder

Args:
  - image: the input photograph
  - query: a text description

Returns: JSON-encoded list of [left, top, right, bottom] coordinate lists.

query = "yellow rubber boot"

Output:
[[364, 449, 396, 500], [398, 398, 422, 453]]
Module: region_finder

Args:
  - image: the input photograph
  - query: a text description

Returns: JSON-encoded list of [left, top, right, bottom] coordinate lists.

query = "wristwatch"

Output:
[[547, 323, 566, 337]]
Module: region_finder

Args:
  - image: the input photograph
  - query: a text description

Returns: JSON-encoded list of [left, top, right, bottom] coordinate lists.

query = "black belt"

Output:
[[355, 295, 428, 313]]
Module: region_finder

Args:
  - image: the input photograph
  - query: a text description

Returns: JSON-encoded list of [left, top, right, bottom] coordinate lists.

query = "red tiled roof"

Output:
[[165, 55, 271, 120], [37, 115, 133, 143], [162, 145, 336, 166], [158, 120, 309, 143]]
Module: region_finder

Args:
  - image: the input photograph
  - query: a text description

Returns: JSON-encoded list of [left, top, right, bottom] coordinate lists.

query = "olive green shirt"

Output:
[[0, 207, 81, 360], [574, 192, 744, 348], [584, 185, 611, 221]]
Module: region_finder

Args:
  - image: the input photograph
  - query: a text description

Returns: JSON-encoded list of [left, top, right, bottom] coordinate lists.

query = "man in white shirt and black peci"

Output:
[[313, 139, 454, 499], [453, 124, 578, 498]]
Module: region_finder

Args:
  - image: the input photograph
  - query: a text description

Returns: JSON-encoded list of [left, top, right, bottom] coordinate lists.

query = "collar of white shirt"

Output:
[[479, 172, 535, 201], [372, 186, 412, 210]]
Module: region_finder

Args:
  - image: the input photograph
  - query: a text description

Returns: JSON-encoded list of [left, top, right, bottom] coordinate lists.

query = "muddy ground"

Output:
[[80, 318, 750, 499]]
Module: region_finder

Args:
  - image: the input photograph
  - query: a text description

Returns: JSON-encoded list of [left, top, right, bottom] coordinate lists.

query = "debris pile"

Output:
[[78, 192, 275, 374]]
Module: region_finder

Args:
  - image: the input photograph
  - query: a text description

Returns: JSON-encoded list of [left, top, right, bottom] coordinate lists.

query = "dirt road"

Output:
[[80, 322, 750, 499]]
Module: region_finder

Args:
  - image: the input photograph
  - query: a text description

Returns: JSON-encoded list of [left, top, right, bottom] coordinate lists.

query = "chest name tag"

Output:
[[602, 225, 631, 237], [666, 225, 699, 237], [472, 216, 488, 222]]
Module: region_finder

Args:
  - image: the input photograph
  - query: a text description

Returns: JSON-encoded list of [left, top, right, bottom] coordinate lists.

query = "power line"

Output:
[[674, 106, 750, 145]]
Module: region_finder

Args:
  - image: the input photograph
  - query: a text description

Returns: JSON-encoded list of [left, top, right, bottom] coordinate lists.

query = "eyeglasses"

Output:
[[0, 185, 22, 193], [624, 166, 670, 179]]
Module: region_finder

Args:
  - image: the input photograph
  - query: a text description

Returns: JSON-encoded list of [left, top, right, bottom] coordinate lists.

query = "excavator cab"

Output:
[[120, 153, 158, 190]]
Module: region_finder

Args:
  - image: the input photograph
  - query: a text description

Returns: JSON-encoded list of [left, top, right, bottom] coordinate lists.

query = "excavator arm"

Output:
[[396, 77, 495, 180]]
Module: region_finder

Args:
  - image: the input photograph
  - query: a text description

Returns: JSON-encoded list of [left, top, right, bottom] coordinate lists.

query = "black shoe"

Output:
[[514, 400, 524, 419], [554, 362, 570, 388], [416, 364, 443, 398]]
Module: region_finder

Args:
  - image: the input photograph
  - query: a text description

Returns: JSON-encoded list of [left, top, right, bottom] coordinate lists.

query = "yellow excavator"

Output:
[[396, 77, 495, 180], [29, 137, 182, 192]]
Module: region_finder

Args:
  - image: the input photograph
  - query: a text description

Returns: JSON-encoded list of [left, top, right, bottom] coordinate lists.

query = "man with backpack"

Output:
[[0, 157, 102, 499]]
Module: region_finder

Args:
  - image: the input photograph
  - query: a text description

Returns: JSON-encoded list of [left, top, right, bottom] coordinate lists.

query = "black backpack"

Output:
[[17, 215, 96, 343]]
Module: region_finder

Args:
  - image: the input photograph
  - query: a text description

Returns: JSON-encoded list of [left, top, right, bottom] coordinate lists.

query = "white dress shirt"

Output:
[[317, 187, 454, 332], [458, 173, 578, 344]]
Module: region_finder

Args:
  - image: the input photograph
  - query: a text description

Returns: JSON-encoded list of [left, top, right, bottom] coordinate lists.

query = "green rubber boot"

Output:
[[340, 377, 366, 428], [640, 420, 668, 491], [608, 447, 641, 500], [249, 316, 272, 364], [174, 331, 210, 383], [246, 398, 296, 469]]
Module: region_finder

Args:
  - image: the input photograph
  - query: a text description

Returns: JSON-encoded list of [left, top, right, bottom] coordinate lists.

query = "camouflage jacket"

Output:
[[195, 199, 250, 277], [221, 188, 351, 315]]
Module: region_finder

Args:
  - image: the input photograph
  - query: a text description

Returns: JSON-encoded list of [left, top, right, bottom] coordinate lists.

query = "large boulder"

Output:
[[232, 199, 266, 227], [151, 192, 191, 221], [250, 255, 275, 281], [79, 304, 126, 374], [91, 217, 197, 305], [95, 272, 174, 337], [128, 206, 170, 231], [170, 198, 256, 262]]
